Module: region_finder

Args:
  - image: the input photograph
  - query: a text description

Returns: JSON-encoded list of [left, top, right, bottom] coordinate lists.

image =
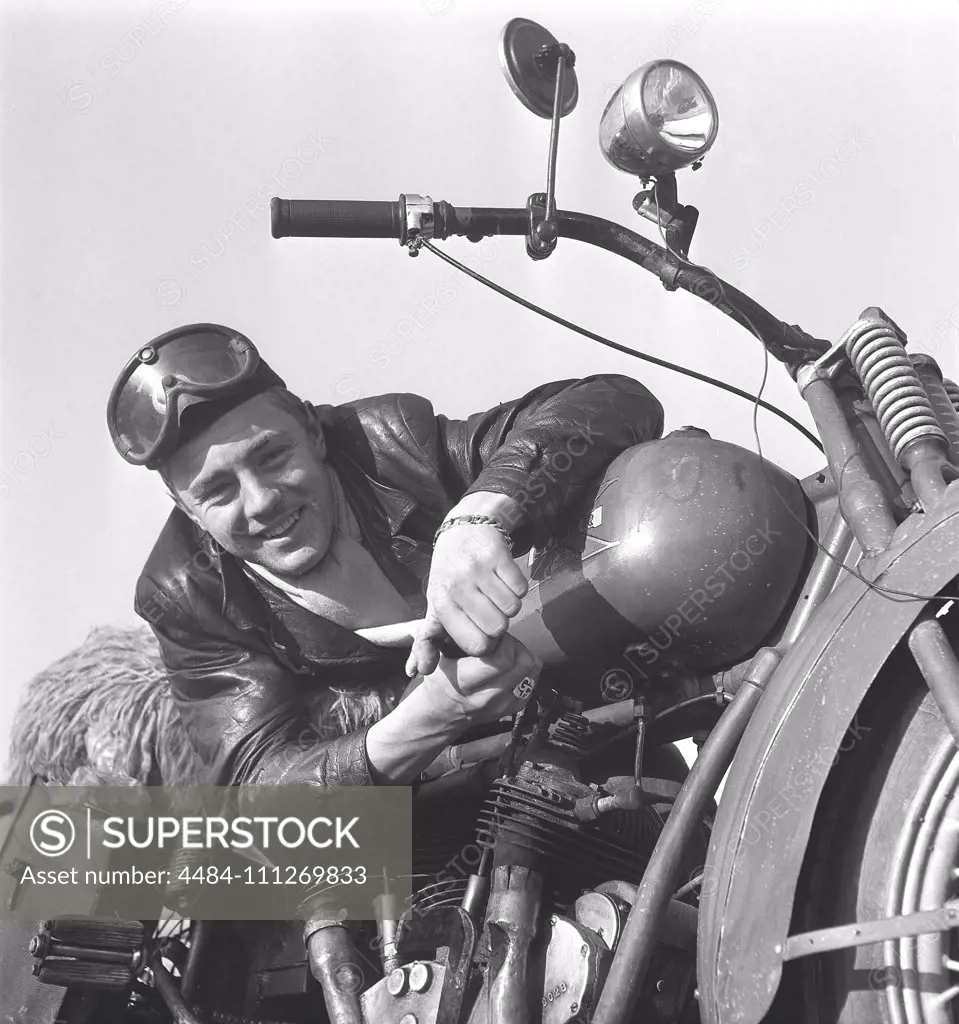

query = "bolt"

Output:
[[408, 961, 432, 993], [570, 1002, 579, 1013], [387, 967, 408, 996], [550, 915, 558, 926], [581, 944, 589, 956], [535, 220, 558, 245], [656, 978, 665, 993]]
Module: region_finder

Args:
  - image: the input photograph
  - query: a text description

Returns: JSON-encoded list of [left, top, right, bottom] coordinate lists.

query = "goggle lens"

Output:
[[112, 328, 256, 462]]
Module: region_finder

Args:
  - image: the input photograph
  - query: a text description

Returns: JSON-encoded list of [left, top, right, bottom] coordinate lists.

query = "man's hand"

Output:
[[419, 633, 542, 727], [408, 511, 529, 677], [367, 634, 543, 785]]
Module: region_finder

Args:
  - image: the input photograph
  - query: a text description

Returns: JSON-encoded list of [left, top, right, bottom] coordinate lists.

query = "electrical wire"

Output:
[[649, 181, 959, 608], [421, 216, 958, 608], [420, 240, 823, 453]]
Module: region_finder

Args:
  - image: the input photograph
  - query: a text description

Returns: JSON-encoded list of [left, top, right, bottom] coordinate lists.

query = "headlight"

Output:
[[599, 60, 719, 176]]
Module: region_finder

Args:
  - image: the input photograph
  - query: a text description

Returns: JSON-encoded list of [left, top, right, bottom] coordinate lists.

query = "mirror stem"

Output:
[[527, 43, 574, 259]]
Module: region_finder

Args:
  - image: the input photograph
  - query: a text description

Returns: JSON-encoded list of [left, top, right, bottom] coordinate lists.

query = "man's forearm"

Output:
[[444, 490, 528, 532], [366, 682, 464, 785], [460, 375, 664, 531]]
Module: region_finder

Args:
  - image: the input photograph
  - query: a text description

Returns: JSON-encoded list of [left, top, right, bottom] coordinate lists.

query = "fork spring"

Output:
[[846, 323, 945, 462]]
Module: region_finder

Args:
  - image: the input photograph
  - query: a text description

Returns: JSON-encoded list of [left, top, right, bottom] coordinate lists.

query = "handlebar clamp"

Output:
[[400, 193, 435, 253]]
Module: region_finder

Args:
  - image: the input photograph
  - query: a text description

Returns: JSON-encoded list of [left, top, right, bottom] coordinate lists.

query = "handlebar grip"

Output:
[[271, 198, 405, 239]]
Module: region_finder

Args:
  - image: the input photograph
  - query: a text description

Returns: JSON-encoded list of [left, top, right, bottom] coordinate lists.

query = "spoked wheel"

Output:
[[775, 609, 959, 1023], [880, 731, 959, 1021]]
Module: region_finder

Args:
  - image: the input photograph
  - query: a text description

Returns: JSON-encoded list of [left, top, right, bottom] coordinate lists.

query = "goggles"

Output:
[[107, 324, 285, 468]]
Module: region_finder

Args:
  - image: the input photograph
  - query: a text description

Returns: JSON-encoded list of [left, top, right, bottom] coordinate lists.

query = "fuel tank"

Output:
[[509, 428, 811, 689]]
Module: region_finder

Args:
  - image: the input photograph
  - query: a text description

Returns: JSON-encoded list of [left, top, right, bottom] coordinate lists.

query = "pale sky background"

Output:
[[1, 0, 957, 765]]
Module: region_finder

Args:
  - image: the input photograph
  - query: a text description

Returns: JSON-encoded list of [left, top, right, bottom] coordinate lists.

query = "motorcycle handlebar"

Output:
[[270, 195, 526, 242], [271, 198, 406, 239], [270, 195, 829, 370]]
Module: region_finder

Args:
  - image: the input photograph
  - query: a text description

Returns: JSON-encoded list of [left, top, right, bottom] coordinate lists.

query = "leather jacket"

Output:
[[135, 375, 664, 787]]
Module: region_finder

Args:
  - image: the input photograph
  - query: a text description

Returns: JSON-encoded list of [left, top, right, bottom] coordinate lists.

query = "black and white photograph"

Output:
[[1, 0, 958, 1021]]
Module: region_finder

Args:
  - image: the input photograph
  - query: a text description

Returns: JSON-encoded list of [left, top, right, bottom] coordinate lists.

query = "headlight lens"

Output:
[[599, 60, 719, 176]]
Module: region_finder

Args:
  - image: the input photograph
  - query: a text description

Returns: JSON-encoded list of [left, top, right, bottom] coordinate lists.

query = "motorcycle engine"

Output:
[[356, 701, 708, 1024]]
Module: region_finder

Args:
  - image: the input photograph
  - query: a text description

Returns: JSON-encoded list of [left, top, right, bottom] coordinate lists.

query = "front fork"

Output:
[[799, 313, 959, 746], [592, 310, 959, 1023]]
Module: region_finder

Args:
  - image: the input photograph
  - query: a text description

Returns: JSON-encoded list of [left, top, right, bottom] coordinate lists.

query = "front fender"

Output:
[[697, 481, 959, 1024]]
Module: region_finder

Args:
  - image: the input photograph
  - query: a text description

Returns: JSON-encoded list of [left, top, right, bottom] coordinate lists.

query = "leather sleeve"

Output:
[[135, 576, 376, 789], [433, 373, 664, 531]]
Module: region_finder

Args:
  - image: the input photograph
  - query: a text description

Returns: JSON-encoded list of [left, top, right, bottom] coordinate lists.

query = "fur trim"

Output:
[[6, 626, 399, 786]]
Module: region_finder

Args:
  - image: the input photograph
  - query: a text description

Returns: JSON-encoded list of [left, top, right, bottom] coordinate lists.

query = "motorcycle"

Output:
[[13, 16, 959, 1024]]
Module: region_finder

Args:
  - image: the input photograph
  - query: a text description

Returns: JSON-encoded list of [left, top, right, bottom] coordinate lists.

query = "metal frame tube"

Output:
[[592, 675, 767, 1023], [901, 438, 953, 510], [837, 387, 911, 509], [305, 924, 365, 1024], [799, 372, 898, 557], [150, 950, 206, 1024], [778, 508, 854, 647], [908, 615, 959, 748], [485, 864, 543, 1024], [179, 919, 208, 1005]]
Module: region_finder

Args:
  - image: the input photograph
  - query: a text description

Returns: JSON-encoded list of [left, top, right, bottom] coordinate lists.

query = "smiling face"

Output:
[[163, 392, 337, 576]]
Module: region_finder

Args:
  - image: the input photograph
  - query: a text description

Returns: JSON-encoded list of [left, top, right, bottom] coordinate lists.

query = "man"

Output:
[[108, 323, 664, 789]]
